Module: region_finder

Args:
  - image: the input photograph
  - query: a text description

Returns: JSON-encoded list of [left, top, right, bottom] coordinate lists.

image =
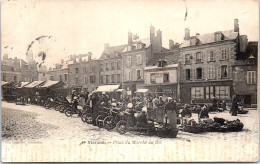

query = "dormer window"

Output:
[[158, 60, 167, 67], [137, 43, 142, 49], [127, 45, 132, 51], [215, 32, 223, 42], [190, 37, 197, 46], [247, 55, 256, 64]]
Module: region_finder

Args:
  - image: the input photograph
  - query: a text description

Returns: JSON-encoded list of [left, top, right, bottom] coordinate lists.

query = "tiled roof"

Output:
[[180, 30, 239, 48], [100, 45, 127, 59], [133, 37, 151, 48], [148, 51, 179, 66]]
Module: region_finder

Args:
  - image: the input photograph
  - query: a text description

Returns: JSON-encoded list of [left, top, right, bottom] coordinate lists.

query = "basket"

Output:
[[184, 125, 204, 133]]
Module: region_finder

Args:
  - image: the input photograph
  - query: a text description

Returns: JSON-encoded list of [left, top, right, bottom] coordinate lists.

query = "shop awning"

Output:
[[96, 85, 120, 92], [24, 81, 45, 88], [116, 89, 125, 92], [1, 81, 9, 87], [135, 89, 149, 93], [17, 82, 30, 88], [40, 81, 60, 88]]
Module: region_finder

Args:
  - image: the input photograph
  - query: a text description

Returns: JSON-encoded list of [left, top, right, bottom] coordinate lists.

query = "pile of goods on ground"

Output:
[[182, 117, 244, 133]]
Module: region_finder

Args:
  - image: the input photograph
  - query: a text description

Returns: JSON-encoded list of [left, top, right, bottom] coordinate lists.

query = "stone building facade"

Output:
[[179, 19, 249, 104], [1, 54, 38, 82], [121, 26, 164, 96], [49, 67, 68, 84], [232, 41, 258, 106], [68, 53, 100, 92], [99, 43, 126, 86], [144, 62, 179, 99]]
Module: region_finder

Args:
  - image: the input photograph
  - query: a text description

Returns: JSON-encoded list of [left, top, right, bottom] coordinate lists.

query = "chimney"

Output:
[[234, 18, 239, 32], [88, 52, 92, 61], [61, 59, 64, 64], [3, 54, 8, 60], [184, 28, 190, 40], [156, 29, 162, 44], [79, 56, 82, 62], [150, 25, 155, 42], [169, 39, 174, 50], [104, 43, 109, 49], [128, 31, 132, 45]]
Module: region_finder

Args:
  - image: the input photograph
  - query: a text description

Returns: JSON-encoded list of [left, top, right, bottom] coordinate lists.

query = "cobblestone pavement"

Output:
[[2, 107, 58, 141], [1, 101, 258, 143], [1, 101, 258, 162]]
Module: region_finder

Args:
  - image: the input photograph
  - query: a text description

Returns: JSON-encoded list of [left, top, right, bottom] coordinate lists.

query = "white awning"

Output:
[[135, 89, 149, 93], [17, 82, 30, 88], [1, 81, 8, 86], [40, 81, 60, 88], [96, 85, 120, 92], [116, 89, 125, 92], [24, 81, 45, 88]]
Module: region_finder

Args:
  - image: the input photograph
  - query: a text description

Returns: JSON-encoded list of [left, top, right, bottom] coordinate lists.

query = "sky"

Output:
[[2, 0, 259, 68]]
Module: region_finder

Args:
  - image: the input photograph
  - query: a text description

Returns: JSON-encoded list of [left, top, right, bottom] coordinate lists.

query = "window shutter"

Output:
[[247, 72, 250, 84], [183, 69, 186, 81], [227, 65, 232, 78], [202, 53, 205, 62], [217, 66, 221, 79], [230, 46, 235, 59], [190, 69, 194, 80], [193, 54, 196, 64], [227, 48, 229, 60], [212, 66, 216, 79], [194, 68, 197, 80], [254, 71, 257, 83], [213, 51, 216, 61], [202, 67, 205, 79], [208, 51, 210, 62]]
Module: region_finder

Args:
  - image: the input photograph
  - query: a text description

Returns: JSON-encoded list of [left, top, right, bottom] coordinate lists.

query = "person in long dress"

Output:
[[230, 95, 238, 116], [164, 97, 178, 130]]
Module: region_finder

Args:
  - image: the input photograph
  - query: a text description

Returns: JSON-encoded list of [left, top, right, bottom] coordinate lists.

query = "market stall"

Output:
[[23, 81, 46, 104], [1, 81, 19, 102]]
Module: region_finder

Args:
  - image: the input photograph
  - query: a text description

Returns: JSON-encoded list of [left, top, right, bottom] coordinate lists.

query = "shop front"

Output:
[[180, 80, 233, 104], [144, 83, 178, 99]]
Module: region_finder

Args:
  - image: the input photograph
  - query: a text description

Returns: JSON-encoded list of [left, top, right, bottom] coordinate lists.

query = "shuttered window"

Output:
[[247, 71, 256, 84], [208, 66, 215, 79]]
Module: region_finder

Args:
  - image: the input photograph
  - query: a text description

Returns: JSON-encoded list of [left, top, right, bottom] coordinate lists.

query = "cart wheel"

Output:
[[44, 103, 50, 109], [81, 113, 87, 122], [54, 105, 60, 111], [96, 115, 104, 128], [59, 106, 65, 113], [116, 120, 128, 134], [85, 113, 93, 124], [103, 116, 116, 130], [65, 108, 73, 117]]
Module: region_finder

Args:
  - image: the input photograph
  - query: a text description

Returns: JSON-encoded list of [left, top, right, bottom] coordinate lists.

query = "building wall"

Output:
[[144, 66, 179, 98], [68, 60, 100, 92], [144, 69, 177, 85], [122, 50, 146, 83], [179, 41, 237, 103], [38, 72, 49, 81], [99, 58, 122, 85], [20, 63, 38, 82], [232, 64, 257, 104], [1, 71, 21, 82], [49, 68, 68, 84], [180, 41, 236, 82]]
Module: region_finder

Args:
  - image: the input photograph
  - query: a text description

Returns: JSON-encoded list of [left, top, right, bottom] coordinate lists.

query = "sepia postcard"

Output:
[[1, 0, 259, 162]]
